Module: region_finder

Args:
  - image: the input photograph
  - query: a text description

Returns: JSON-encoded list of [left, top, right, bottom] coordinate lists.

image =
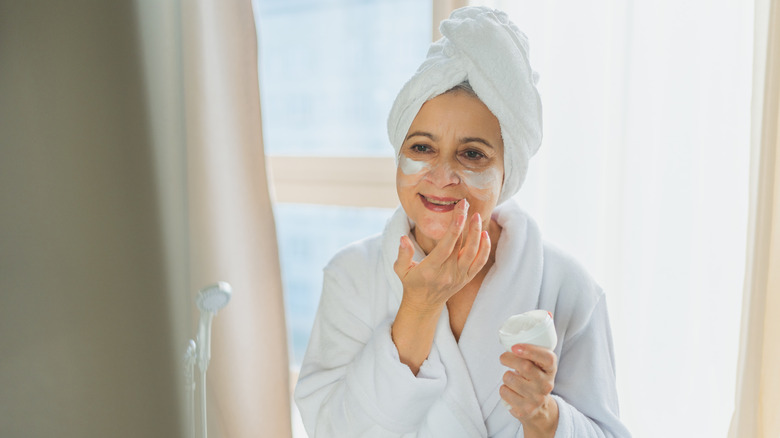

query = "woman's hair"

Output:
[[446, 80, 478, 98]]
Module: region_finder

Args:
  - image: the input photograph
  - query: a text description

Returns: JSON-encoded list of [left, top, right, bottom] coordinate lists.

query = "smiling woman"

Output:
[[396, 88, 504, 249], [259, 0, 756, 436], [293, 7, 630, 437]]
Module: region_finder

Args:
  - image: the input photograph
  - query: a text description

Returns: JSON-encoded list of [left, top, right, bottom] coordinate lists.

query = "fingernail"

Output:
[[512, 345, 524, 355]]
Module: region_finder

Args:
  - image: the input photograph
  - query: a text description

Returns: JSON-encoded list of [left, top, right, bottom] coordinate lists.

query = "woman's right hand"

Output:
[[391, 199, 491, 374], [393, 199, 492, 311]]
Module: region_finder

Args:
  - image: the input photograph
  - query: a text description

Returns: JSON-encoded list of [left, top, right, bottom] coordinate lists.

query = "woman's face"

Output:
[[396, 90, 504, 252]]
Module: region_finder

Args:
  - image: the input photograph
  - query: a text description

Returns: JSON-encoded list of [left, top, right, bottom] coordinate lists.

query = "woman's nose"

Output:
[[424, 160, 461, 187]]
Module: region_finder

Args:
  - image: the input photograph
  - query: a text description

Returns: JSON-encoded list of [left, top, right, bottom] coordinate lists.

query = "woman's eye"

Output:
[[462, 150, 486, 160], [410, 144, 431, 153]]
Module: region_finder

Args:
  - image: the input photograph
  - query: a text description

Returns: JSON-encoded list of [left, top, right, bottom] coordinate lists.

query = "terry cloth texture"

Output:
[[294, 200, 631, 437]]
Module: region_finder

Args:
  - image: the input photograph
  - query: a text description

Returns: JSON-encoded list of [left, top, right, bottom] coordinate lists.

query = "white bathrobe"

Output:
[[295, 200, 631, 437]]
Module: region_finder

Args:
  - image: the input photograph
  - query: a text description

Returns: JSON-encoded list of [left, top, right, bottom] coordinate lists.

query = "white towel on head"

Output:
[[387, 6, 542, 204]]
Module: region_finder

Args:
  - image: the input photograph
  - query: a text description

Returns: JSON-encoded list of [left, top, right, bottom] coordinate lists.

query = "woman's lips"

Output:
[[419, 194, 461, 213]]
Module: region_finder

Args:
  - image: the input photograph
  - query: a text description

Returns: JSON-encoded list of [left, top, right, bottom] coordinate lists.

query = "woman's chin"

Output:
[[413, 219, 450, 244]]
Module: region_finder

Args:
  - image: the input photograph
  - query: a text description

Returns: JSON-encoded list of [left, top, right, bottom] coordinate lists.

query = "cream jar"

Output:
[[498, 309, 557, 351]]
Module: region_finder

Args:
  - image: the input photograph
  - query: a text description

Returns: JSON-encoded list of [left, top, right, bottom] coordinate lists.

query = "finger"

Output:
[[467, 230, 491, 278], [393, 235, 416, 277], [501, 371, 534, 398], [510, 344, 558, 375], [500, 382, 547, 420], [457, 212, 482, 272], [426, 199, 469, 265], [500, 351, 529, 372], [500, 352, 549, 380], [499, 381, 526, 405], [499, 384, 535, 419], [501, 356, 555, 398]]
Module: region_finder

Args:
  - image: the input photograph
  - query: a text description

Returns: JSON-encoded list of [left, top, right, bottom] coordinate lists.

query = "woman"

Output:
[[295, 6, 630, 438]]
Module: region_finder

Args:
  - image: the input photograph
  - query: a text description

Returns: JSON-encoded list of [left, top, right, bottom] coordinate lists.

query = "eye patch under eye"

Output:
[[457, 167, 502, 192], [398, 154, 431, 175]]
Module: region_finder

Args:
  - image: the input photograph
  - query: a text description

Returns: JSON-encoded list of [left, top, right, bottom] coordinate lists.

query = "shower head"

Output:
[[196, 282, 232, 314], [193, 283, 231, 438], [195, 281, 232, 373]]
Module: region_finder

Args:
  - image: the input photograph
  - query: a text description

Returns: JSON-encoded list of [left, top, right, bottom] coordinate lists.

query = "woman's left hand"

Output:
[[499, 344, 559, 437]]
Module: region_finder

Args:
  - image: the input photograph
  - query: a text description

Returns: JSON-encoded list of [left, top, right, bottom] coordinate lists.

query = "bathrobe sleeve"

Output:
[[541, 246, 632, 438], [294, 240, 448, 438]]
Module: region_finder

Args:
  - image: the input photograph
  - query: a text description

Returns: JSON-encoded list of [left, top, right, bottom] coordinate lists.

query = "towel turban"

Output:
[[387, 6, 542, 205]]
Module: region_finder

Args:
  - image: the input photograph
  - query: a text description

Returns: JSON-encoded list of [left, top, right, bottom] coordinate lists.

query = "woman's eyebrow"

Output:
[[460, 137, 495, 149], [405, 131, 437, 141]]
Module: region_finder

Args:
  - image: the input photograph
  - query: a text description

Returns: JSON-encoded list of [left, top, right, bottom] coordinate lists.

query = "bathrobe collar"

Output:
[[380, 200, 545, 435]]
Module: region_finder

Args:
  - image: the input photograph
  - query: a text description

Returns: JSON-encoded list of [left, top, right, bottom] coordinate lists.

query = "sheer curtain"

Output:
[[0, 2, 183, 436], [471, 1, 754, 436], [0, 1, 290, 436], [730, 0, 780, 436], [182, 0, 292, 436]]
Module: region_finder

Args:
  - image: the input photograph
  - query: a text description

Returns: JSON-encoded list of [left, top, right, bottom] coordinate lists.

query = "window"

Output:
[[274, 204, 394, 364], [256, 0, 432, 363], [254, 1, 433, 435], [258, 0, 431, 157]]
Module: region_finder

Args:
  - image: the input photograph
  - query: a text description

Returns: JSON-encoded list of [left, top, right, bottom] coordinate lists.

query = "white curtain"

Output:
[[182, 0, 292, 436], [472, 1, 754, 436], [0, 2, 290, 437], [730, 0, 780, 436]]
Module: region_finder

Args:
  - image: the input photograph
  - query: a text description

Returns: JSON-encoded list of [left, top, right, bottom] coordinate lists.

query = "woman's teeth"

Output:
[[423, 195, 459, 206]]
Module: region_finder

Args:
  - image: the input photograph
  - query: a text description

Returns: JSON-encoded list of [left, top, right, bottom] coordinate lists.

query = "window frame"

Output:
[[267, 156, 398, 208]]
